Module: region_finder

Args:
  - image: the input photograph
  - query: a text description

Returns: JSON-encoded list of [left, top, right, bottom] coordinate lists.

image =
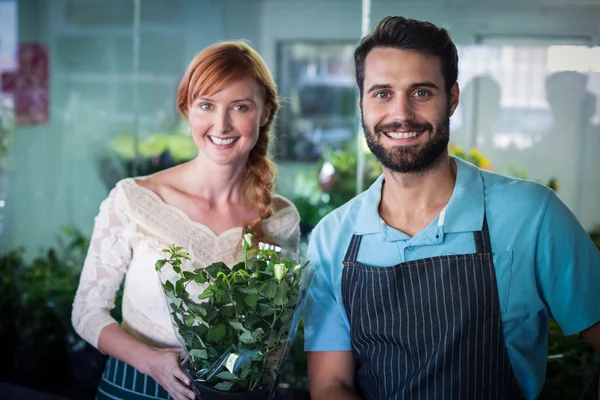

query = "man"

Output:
[[303, 16, 600, 400]]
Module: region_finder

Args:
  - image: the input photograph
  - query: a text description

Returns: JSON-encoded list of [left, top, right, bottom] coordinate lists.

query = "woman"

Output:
[[72, 41, 300, 400]]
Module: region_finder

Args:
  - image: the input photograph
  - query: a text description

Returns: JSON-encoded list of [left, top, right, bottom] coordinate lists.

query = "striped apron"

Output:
[[96, 357, 173, 400], [341, 215, 524, 399]]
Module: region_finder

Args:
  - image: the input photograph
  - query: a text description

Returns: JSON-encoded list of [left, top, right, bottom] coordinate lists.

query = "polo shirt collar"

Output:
[[352, 156, 485, 236]]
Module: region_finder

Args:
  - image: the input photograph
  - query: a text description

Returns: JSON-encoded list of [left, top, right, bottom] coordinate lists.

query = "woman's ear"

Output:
[[261, 105, 272, 127]]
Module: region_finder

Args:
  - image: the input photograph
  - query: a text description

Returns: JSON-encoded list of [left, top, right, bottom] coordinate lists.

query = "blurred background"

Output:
[[0, 0, 599, 398]]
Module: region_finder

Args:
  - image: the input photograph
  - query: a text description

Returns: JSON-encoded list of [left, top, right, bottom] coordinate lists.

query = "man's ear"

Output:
[[449, 82, 460, 116]]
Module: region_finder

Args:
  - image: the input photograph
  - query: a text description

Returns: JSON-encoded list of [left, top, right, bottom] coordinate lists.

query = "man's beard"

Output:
[[362, 107, 451, 174]]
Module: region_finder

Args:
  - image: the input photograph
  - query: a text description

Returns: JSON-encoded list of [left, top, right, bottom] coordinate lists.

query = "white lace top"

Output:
[[71, 178, 301, 349]]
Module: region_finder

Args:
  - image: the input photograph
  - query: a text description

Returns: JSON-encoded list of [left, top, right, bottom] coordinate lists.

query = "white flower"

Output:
[[274, 263, 287, 281], [291, 263, 304, 273], [242, 232, 253, 251]]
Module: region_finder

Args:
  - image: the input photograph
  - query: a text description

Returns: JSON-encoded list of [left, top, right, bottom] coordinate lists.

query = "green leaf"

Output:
[[175, 280, 185, 293], [198, 286, 216, 300], [207, 324, 227, 342], [186, 315, 195, 327], [245, 293, 258, 308], [258, 303, 276, 317], [231, 262, 245, 272], [173, 265, 181, 274], [239, 331, 257, 344], [182, 271, 196, 280], [215, 371, 239, 381], [189, 349, 207, 359], [187, 303, 206, 317], [240, 368, 250, 380], [264, 281, 278, 298], [274, 281, 289, 306], [220, 305, 235, 318], [205, 262, 230, 278], [207, 346, 219, 359], [194, 272, 207, 284], [214, 381, 234, 391], [281, 308, 294, 323], [177, 252, 191, 260], [229, 321, 248, 332], [203, 304, 217, 321], [244, 313, 261, 328], [155, 259, 168, 271], [166, 292, 182, 308], [164, 280, 174, 292], [240, 287, 258, 295], [267, 330, 280, 349], [252, 327, 265, 340]]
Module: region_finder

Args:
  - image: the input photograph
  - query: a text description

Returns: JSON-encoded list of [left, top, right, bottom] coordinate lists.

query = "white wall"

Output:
[[5, 0, 600, 253], [260, 0, 600, 70], [261, 0, 600, 230]]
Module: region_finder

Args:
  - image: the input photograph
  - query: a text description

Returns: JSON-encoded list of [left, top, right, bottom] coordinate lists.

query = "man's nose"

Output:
[[390, 96, 415, 121]]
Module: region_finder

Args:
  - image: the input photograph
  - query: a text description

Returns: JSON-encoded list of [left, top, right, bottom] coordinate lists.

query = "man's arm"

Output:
[[580, 321, 600, 355], [308, 351, 360, 400], [581, 323, 600, 400]]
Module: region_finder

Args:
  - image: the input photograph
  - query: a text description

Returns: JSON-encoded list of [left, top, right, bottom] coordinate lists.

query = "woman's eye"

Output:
[[199, 103, 212, 110], [234, 104, 249, 112]]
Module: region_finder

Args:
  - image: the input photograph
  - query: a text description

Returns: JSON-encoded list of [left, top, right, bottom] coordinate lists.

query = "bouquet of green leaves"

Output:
[[155, 229, 314, 399]]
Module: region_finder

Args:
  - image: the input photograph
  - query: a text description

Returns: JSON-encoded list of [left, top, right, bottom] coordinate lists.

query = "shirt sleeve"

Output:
[[535, 190, 600, 336], [303, 221, 352, 351], [71, 186, 133, 348]]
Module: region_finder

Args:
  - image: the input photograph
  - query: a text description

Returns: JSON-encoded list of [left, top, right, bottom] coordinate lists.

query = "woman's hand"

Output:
[[141, 347, 197, 400]]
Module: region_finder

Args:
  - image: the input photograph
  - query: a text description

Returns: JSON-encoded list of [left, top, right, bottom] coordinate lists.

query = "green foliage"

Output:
[[155, 233, 312, 393], [16, 226, 89, 345], [98, 125, 198, 190], [295, 142, 381, 233], [0, 247, 25, 337], [541, 321, 596, 399], [588, 225, 600, 250]]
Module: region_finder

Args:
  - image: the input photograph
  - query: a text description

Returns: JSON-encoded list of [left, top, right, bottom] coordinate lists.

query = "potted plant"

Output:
[[155, 230, 315, 399]]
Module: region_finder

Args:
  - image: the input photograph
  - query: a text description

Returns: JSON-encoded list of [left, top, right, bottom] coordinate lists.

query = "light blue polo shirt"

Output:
[[304, 156, 600, 399]]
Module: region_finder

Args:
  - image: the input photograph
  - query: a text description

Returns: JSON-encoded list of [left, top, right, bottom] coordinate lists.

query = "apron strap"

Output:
[[473, 215, 492, 254], [343, 234, 363, 265]]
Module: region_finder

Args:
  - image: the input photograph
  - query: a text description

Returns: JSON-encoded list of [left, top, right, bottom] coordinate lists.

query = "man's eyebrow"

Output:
[[366, 82, 440, 93], [366, 84, 392, 94], [409, 82, 439, 90]]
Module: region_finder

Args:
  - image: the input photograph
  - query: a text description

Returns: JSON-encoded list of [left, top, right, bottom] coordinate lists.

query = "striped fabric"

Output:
[[341, 217, 524, 400], [96, 357, 173, 400]]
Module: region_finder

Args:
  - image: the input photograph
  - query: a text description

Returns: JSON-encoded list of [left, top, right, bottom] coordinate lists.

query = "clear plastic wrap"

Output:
[[155, 231, 314, 400]]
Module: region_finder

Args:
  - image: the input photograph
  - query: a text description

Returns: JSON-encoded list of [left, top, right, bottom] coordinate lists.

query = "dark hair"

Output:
[[354, 16, 458, 97]]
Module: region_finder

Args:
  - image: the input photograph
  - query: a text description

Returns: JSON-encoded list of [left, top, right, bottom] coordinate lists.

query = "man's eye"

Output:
[[414, 90, 431, 97], [375, 92, 390, 99]]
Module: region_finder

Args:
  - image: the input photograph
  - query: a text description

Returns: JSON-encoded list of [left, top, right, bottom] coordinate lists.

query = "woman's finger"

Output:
[[173, 367, 192, 387], [170, 377, 196, 400], [166, 383, 189, 400]]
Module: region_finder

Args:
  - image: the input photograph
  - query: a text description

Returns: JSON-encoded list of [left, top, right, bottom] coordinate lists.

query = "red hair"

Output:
[[177, 41, 280, 244]]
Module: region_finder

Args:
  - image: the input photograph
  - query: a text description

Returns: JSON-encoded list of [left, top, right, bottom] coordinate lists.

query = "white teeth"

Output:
[[210, 136, 236, 145], [385, 132, 419, 139]]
